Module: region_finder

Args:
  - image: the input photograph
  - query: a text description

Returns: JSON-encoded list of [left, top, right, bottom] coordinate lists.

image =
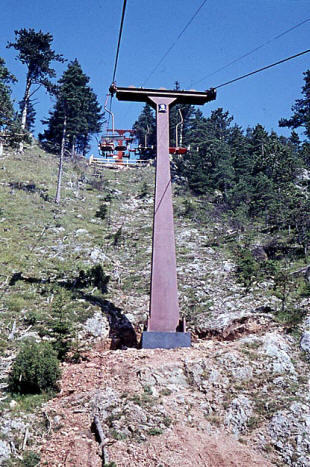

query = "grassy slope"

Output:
[[0, 144, 153, 345], [1, 143, 309, 353], [0, 144, 309, 466]]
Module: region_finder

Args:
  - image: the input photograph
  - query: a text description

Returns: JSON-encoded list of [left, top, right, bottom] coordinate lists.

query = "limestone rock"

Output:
[[85, 312, 109, 338], [224, 395, 253, 435], [300, 331, 310, 354], [268, 403, 310, 466], [262, 332, 296, 375], [183, 359, 207, 389], [89, 248, 107, 263], [0, 440, 11, 463], [18, 331, 41, 341], [75, 229, 89, 236], [195, 310, 253, 338], [139, 364, 189, 391]]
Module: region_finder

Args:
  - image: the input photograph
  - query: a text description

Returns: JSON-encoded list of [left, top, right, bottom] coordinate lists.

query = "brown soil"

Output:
[[39, 341, 274, 467]]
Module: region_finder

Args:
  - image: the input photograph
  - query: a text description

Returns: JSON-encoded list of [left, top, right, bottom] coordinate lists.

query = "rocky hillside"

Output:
[[0, 144, 309, 466]]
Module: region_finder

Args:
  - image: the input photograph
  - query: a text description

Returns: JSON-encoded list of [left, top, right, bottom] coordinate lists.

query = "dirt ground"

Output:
[[39, 341, 275, 466]]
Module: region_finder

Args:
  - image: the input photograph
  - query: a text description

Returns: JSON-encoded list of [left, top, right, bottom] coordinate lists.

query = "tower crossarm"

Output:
[[110, 84, 216, 106]]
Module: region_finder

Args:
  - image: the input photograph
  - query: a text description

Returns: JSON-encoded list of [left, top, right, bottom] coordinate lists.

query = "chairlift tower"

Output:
[[111, 84, 216, 348]]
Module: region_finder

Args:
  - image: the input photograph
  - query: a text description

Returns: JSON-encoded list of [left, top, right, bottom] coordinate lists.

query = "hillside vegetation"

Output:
[[0, 143, 310, 466]]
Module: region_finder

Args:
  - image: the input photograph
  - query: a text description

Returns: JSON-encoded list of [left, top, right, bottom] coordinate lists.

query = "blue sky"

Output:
[[1, 0, 310, 154]]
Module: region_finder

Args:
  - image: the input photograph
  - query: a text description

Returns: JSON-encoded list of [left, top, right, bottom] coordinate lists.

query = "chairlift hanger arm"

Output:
[[104, 94, 115, 134]]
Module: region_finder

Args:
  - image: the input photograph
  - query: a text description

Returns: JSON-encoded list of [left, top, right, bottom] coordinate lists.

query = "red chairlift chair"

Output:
[[100, 94, 141, 163], [99, 137, 115, 153]]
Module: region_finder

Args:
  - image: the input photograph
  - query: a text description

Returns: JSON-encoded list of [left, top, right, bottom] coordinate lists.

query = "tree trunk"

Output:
[[19, 74, 32, 152], [83, 134, 88, 157], [71, 136, 76, 159], [55, 115, 67, 204]]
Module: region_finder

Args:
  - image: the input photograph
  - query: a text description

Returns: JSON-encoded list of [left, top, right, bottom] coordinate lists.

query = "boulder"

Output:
[[0, 440, 10, 463], [252, 245, 268, 261], [89, 248, 107, 263], [195, 310, 253, 338], [262, 332, 296, 375], [300, 331, 310, 354], [268, 403, 310, 465], [224, 395, 253, 435], [75, 229, 89, 236], [85, 312, 109, 338]]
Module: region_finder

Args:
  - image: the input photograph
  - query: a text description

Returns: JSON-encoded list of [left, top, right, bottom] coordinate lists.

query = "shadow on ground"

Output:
[[9, 272, 138, 350]]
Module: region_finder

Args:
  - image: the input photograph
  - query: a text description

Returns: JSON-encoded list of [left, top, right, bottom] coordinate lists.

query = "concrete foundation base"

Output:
[[141, 331, 191, 349]]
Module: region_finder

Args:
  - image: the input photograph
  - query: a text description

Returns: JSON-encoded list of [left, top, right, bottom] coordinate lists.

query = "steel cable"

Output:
[[112, 0, 127, 84], [106, 0, 128, 131], [191, 17, 310, 87], [141, 0, 208, 87], [213, 48, 310, 90]]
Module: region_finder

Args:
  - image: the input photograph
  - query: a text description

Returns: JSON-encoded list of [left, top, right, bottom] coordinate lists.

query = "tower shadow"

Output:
[[9, 272, 138, 350]]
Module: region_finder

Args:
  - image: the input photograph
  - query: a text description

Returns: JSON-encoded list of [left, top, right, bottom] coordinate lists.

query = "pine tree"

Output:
[[0, 57, 16, 130], [279, 69, 310, 140], [132, 103, 156, 158], [7, 29, 65, 134], [133, 103, 156, 145], [288, 130, 301, 154], [300, 142, 310, 166], [179, 108, 235, 196], [0, 58, 26, 151], [39, 60, 103, 155], [177, 109, 211, 194]]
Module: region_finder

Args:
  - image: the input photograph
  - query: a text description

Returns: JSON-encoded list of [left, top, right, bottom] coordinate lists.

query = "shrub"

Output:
[[235, 247, 259, 290], [24, 311, 41, 325], [297, 280, 310, 297], [9, 340, 60, 394], [6, 295, 27, 312], [182, 199, 195, 217], [112, 227, 122, 247], [137, 181, 148, 199], [50, 318, 73, 360], [95, 204, 108, 219], [87, 178, 104, 191], [77, 265, 110, 293], [148, 427, 163, 436], [21, 451, 40, 466]]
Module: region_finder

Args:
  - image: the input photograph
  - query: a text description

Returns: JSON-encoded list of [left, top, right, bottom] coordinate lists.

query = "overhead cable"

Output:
[[192, 16, 310, 86], [214, 48, 310, 89], [142, 0, 208, 86], [108, 0, 127, 129], [112, 0, 128, 84]]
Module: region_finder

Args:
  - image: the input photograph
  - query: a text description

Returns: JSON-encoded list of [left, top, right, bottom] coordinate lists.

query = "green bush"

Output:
[[137, 181, 149, 199], [95, 203, 108, 219], [148, 427, 163, 436], [9, 340, 60, 394], [235, 247, 259, 290], [77, 265, 110, 293], [21, 451, 40, 466], [297, 280, 310, 297], [275, 307, 307, 328], [24, 311, 41, 325]]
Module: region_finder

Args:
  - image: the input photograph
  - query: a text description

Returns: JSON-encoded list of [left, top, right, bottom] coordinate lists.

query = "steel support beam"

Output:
[[113, 85, 216, 348], [147, 96, 179, 332]]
